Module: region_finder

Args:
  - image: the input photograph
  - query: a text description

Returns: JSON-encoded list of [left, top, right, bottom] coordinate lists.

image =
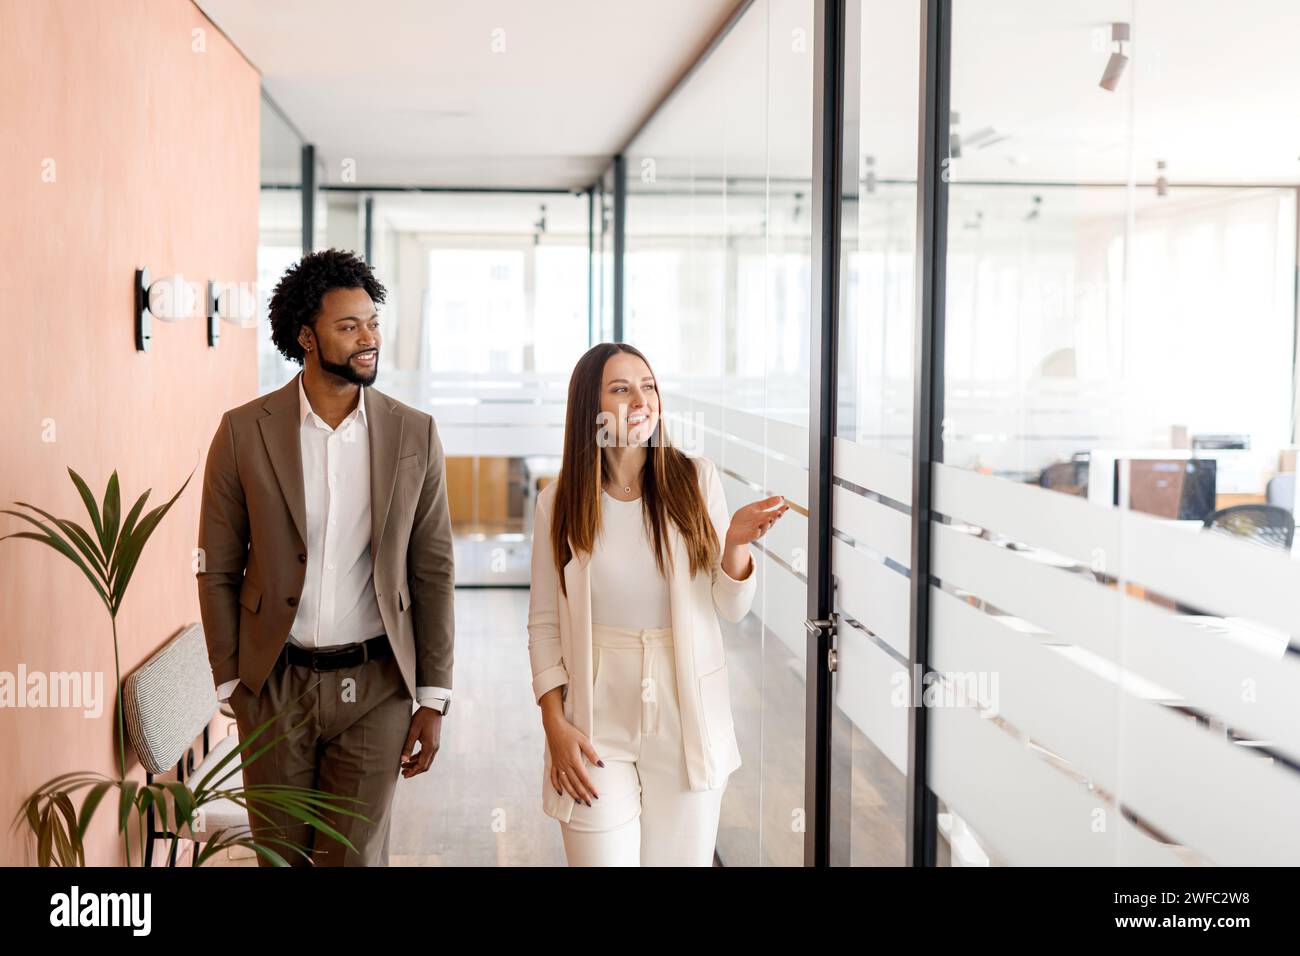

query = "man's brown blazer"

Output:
[[196, 374, 455, 699]]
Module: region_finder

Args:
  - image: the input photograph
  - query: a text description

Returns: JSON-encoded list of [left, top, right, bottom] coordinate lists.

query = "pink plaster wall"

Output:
[[0, 0, 261, 865]]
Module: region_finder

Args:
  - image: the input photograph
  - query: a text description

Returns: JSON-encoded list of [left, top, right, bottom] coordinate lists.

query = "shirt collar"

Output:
[[297, 371, 368, 429]]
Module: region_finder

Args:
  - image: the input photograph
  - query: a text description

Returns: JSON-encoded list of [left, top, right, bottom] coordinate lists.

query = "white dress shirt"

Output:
[[216, 372, 450, 713]]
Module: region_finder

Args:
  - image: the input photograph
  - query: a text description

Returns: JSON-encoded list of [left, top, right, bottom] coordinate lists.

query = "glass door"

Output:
[[818, 0, 922, 865]]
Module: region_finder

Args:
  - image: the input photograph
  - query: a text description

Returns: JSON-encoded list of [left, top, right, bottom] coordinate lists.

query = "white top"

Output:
[[588, 491, 672, 628], [215, 372, 449, 712]]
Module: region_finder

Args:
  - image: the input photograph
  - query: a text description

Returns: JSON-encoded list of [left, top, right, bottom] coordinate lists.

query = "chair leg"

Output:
[[166, 758, 185, 867], [144, 776, 155, 869]]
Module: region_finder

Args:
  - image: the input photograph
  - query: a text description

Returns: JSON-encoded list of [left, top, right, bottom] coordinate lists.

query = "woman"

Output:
[[527, 342, 789, 866]]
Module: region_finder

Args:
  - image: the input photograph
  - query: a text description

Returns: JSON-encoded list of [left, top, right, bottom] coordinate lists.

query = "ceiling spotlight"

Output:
[[1099, 22, 1130, 92], [1155, 160, 1168, 197]]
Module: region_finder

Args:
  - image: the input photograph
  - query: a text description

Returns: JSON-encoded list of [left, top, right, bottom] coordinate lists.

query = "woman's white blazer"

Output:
[[527, 454, 757, 823]]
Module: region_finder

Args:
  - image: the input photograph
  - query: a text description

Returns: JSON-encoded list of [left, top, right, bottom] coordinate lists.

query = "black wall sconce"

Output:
[[134, 267, 152, 351], [135, 267, 254, 351], [206, 281, 221, 348], [134, 267, 200, 352], [207, 280, 257, 348]]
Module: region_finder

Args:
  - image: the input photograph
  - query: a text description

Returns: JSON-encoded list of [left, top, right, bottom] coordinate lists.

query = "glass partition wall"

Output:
[[624, 0, 814, 866], [921, 0, 1300, 867], [619, 0, 1300, 866]]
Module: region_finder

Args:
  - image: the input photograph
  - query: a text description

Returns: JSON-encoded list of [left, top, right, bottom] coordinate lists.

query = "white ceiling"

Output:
[[629, 0, 1300, 188], [213, 0, 1300, 207], [197, 0, 740, 189], [944, 0, 1300, 186]]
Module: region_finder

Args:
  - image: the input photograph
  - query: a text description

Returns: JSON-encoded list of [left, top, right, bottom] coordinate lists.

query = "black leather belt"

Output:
[[284, 635, 390, 671]]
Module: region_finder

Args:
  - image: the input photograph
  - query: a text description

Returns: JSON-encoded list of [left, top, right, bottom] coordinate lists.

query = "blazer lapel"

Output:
[[563, 551, 592, 634], [365, 385, 402, 566], [563, 550, 594, 736], [665, 522, 707, 788], [665, 523, 695, 657], [257, 376, 308, 548]]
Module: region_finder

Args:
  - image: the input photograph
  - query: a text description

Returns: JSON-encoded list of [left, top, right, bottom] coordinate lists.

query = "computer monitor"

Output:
[[1113, 458, 1217, 520]]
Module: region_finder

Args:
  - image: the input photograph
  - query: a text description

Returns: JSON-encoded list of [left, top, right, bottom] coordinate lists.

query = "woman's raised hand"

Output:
[[726, 495, 790, 547]]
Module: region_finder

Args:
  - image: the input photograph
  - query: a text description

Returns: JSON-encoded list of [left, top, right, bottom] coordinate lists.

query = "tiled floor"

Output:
[[388, 587, 565, 866]]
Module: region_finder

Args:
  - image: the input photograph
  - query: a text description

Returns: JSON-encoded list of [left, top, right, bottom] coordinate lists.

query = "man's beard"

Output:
[[318, 348, 378, 386]]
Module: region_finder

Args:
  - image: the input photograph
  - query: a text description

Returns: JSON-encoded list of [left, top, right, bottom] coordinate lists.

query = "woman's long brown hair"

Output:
[[551, 343, 718, 595]]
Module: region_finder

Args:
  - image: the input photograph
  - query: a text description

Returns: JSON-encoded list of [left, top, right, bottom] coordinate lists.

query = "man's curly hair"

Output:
[[268, 248, 387, 365]]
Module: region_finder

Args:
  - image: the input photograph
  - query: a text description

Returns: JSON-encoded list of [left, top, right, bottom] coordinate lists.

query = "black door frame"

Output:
[[904, 0, 952, 868], [803, 0, 953, 867], [804, 0, 846, 869]]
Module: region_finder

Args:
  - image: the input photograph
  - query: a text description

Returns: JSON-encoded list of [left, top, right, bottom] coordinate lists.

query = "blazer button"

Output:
[[298, 553, 307, 563], [287, 596, 298, 607]]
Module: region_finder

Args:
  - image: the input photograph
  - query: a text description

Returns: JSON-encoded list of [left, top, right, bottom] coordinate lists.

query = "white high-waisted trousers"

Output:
[[559, 623, 726, 867]]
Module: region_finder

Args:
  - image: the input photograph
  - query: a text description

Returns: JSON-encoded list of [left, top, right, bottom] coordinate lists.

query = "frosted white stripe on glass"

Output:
[[832, 484, 911, 567], [932, 461, 1300, 637], [929, 703, 1184, 866], [835, 623, 908, 774], [832, 537, 910, 657], [832, 438, 912, 507], [758, 550, 806, 659], [932, 523, 1300, 763], [1117, 692, 1300, 866], [930, 586, 1120, 792]]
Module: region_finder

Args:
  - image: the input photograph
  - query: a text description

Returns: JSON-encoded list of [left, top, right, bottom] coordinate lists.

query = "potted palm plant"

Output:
[[4, 467, 368, 866]]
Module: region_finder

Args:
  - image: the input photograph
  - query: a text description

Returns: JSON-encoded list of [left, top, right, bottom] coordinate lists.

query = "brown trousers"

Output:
[[228, 641, 412, 866]]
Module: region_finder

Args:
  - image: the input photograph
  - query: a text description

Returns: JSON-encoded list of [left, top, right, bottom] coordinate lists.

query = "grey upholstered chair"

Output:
[[122, 622, 248, 865]]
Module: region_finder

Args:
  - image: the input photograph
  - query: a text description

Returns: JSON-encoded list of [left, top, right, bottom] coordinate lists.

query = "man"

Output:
[[197, 248, 455, 866]]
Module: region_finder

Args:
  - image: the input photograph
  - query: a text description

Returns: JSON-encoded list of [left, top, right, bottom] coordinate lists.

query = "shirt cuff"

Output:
[[416, 686, 451, 713], [216, 678, 239, 703]]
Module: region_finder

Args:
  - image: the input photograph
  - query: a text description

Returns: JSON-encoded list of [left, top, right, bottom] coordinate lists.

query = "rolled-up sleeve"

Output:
[[701, 457, 757, 622], [527, 486, 569, 702]]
